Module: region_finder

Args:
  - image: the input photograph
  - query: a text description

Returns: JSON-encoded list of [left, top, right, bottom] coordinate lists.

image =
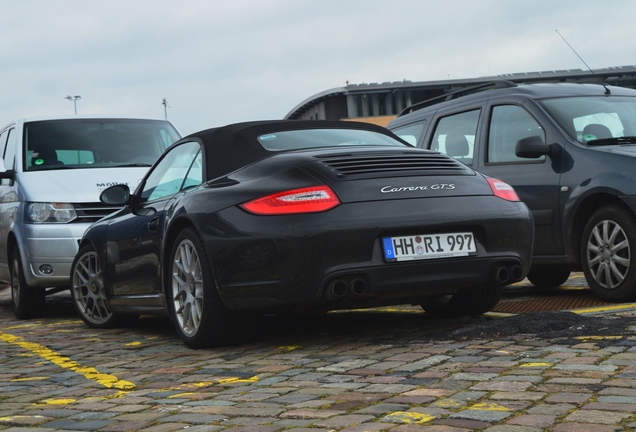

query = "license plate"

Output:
[[382, 232, 476, 262]]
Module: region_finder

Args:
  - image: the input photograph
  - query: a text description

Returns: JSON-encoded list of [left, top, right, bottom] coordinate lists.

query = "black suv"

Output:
[[388, 81, 636, 302]]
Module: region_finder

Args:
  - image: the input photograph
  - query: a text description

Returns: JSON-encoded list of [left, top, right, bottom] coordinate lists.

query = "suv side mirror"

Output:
[[515, 135, 552, 158], [100, 184, 131, 206]]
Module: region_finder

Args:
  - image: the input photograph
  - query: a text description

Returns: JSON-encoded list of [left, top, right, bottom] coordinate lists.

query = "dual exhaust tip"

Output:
[[326, 277, 368, 299], [325, 263, 522, 300], [493, 264, 523, 285]]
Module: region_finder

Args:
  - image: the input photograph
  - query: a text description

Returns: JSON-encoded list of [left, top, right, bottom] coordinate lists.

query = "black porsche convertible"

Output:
[[70, 120, 533, 348]]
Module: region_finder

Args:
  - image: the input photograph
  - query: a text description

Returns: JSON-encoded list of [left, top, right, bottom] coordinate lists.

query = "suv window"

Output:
[[487, 105, 545, 163], [430, 109, 479, 165], [540, 96, 636, 143], [391, 122, 426, 146]]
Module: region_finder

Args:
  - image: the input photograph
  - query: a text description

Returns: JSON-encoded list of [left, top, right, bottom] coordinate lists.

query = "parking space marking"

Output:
[[0, 330, 136, 390]]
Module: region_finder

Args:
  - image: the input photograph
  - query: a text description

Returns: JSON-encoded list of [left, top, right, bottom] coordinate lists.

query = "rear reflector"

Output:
[[486, 178, 520, 201], [241, 186, 341, 215]]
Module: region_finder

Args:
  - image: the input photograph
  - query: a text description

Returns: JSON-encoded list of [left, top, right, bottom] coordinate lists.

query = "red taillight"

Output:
[[241, 186, 341, 215], [486, 178, 520, 201]]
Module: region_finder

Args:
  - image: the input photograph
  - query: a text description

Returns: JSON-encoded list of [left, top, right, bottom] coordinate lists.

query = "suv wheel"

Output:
[[581, 205, 636, 302], [10, 246, 45, 319]]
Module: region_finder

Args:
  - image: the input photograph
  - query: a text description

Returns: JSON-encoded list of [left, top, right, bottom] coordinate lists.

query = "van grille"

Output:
[[73, 202, 122, 223], [314, 151, 472, 178]]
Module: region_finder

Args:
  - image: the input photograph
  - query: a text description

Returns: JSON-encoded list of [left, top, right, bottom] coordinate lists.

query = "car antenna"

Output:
[[555, 29, 610, 95]]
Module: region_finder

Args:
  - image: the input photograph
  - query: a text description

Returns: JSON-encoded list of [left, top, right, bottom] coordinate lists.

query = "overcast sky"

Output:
[[1, 0, 635, 135]]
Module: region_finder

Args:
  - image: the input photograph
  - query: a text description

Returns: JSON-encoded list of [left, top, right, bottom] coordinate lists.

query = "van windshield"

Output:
[[24, 119, 181, 171]]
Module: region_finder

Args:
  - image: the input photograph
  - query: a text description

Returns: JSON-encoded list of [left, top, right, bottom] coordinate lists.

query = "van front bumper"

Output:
[[20, 222, 91, 288]]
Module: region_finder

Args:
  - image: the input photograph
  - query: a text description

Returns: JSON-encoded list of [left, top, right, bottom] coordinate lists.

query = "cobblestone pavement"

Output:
[[2, 275, 636, 431]]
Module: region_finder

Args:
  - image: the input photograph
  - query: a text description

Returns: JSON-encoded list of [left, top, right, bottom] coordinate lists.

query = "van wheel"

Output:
[[167, 227, 255, 348], [527, 270, 570, 288], [10, 246, 45, 319], [421, 283, 504, 317], [581, 205, 636, 302]]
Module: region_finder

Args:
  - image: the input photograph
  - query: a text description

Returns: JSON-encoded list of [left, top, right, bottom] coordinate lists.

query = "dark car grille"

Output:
[[314, 151, 473, 179], [73, 202, 122, 223]]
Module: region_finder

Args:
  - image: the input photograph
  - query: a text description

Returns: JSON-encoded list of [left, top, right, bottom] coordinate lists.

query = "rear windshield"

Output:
[[24, 119, 181, 171], [540, 96, 636, 144], [257, 128, 407, 151]]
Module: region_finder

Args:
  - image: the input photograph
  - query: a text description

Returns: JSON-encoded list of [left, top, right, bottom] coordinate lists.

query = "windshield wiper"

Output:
[[586, 136, 636, 146]]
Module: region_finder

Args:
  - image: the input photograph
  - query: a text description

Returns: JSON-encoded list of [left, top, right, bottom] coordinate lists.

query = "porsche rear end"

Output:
[[201, 148, 533, 312]]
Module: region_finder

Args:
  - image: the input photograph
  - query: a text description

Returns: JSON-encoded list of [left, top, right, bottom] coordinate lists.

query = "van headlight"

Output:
[[27, 203, 77, 223]]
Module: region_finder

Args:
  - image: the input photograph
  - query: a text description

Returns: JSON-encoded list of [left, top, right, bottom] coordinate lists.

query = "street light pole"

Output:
[[65, 95, 81, 114], [162, 98, 168, 118]]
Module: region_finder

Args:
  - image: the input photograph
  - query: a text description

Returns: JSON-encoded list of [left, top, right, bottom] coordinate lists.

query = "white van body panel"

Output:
[[0, 115, 180, 296]]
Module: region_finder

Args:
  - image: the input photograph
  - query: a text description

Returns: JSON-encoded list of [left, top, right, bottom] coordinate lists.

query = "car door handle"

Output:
[[148, 216, 160, 232]]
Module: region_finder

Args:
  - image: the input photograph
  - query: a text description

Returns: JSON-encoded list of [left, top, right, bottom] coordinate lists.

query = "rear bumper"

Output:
[[201, 196, 533, 311]]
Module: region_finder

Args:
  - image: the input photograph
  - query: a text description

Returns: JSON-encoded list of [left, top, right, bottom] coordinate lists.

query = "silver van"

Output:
[[0, 115, 180, 318]]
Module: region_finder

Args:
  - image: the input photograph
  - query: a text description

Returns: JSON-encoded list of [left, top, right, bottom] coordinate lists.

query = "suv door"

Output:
[[474, 102, 565, 257], [421, 102, 566, 258]]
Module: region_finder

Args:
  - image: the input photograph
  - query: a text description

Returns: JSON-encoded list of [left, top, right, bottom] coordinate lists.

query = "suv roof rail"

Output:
[[397, 80, 518, 116]]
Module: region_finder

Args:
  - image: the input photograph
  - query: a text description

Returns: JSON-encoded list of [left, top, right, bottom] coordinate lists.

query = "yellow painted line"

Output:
[[0, 330, 136, 391], [520, 362, 553, 367], [40, 399, 76, 405], [0, 415, 46, 422], [572, 303, 636, 315], [11, 376, 49, 382], [217, 375, 259, 384], [168, 392, 195, 399], [277, 345, 302, 351], [469, 402, 510, 411], [124, 341, 142, 347], [575, 335, 623, 341], [385, 411, 435, 424]]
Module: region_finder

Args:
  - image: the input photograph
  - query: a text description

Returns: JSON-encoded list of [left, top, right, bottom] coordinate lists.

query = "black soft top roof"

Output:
[[182, 120, 401, 179]]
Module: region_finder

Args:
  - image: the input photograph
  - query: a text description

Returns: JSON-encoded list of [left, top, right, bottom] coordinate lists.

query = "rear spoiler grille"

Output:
[[314, 151, 473, 178]]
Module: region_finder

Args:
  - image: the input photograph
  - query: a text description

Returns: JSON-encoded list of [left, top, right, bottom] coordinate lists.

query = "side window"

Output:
[[0, 129, 9, 168], [430, 109, 480, 165], [140, 141, 201, 202], [391, 122, 426, 146], [488, 105, 545, 163], [3, 129, 17, 170]]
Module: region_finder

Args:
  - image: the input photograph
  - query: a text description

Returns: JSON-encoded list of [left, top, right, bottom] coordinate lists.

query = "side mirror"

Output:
[[0, 170, 15, 180], [100, 184, 131, 206], [515, 135, 552, 158]]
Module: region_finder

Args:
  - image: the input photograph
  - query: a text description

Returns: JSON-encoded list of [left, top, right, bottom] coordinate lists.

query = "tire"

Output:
[[581, 205, 636, 302], [71, 244, 131, 328], [167, 227, 255, 348], [421, 283, 504, 318], [10, 246, 45, 319], [527, 269, 571, 288]]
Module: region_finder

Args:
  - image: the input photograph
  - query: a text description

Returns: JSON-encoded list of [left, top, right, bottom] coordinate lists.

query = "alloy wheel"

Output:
[[171, 238, 204, 337], [72, 250, 113, 325], [586, 219, 631, 290]]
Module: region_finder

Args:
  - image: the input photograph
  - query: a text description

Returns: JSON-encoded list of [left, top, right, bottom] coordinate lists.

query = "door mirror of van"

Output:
[[0, 170, 15, 180], [100, 184, 131, 206], [515, 135, 551, 159]]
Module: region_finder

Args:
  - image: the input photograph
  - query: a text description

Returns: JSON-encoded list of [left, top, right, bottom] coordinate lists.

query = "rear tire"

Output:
[[167, 227, 255, 348], [10, 246, 45, 319], [421, 283, 504, 318], [581, 205, 636, 302], [527, 269, 570, 288]]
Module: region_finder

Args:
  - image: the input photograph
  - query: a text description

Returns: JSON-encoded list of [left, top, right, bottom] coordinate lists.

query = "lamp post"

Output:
[[65, 95, 81, 114]]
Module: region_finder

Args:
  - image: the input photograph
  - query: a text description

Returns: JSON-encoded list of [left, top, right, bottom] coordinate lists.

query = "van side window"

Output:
[[488, 105, 545, 163], [430, 109, 479, 165], [391, 122, 426, 146]]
